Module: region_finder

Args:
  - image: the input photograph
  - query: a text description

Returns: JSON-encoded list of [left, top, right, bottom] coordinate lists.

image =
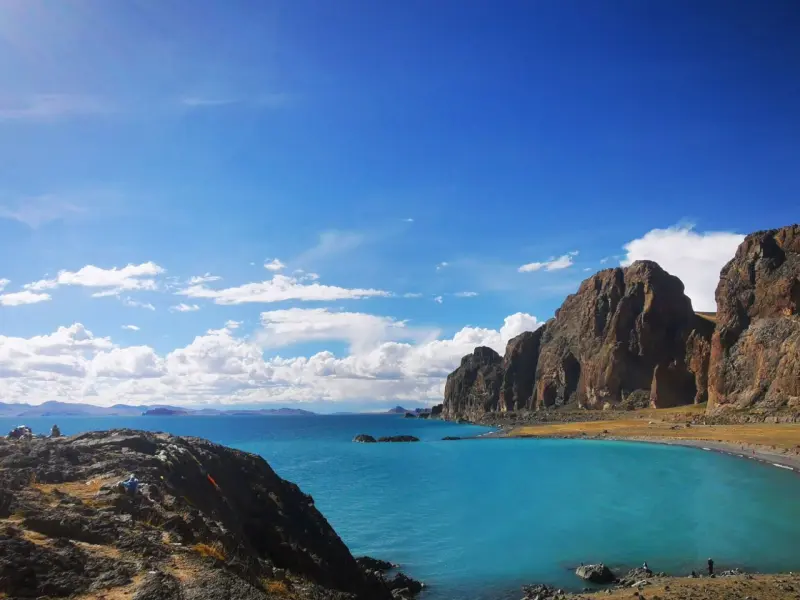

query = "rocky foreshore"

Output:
[[0, 430, 422, 600]]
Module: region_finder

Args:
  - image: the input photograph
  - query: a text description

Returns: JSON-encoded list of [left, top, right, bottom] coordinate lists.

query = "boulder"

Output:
[[376, 436, 420, 443], [353, 434, 377, 443], [385, 572, 423, 594], [708, 224, 800, 413], [575, 563, 615, 584], [619, 567, 654, 586], [356, 556, 396, 572]]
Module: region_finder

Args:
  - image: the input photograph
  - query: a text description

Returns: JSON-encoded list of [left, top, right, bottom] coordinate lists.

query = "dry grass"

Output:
[[31, 477, 116, 501], [262, 579, 292, 597], [575, 573, 800, 600], [192, 541, 226, 562], [71, 574, 145, 600], [510, 418, 800, 451]]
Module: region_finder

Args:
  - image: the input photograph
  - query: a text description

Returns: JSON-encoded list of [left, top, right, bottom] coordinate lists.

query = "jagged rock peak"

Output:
[[709, 224, 800, 413]]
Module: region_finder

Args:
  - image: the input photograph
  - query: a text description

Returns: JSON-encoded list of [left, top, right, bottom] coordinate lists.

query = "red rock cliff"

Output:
[[708, 224, 800, 413]]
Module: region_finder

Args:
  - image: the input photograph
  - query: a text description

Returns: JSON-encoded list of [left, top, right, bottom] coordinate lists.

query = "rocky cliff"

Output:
[[442, 346, 504, 421], [708, 225, 800, 413], [0, 430, 396, 600], [444, 261, 713, 419]]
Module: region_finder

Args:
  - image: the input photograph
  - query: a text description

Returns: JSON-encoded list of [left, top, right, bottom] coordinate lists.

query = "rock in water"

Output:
[[575, 563, 616, 584], [0, 430, 391, 600], [353, 434, 377, 443], [708, 224, 800, 413], [376, 435, 420, 443], [356, 556, 397, 572]]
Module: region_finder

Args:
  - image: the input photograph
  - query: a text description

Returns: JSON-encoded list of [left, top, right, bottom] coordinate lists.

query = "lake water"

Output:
[[4, 414, 800, 599]]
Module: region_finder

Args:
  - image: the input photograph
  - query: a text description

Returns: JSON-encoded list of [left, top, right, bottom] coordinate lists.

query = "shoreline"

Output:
[[497, 431, 800, 472]]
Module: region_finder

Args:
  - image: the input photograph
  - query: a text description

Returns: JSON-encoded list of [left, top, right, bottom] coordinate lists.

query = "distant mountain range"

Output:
[[0, 401, 315, 418]]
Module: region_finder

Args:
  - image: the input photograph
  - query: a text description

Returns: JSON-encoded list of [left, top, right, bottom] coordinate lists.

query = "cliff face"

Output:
[[443, 261, 713, 419], [708, 225, 800, 412], [0, 430, 390, 600], [442, 347, 503, 420]]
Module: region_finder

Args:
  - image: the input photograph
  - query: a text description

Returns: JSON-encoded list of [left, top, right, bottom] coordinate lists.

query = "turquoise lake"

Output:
[[3, 415, 800, 599]]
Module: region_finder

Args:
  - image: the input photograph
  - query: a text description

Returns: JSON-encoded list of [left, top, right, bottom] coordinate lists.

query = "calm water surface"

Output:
[[4, 415, 800, 599]]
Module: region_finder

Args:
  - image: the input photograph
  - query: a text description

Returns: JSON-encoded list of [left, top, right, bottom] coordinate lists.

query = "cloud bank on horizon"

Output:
[[0, 224, 746, 408]]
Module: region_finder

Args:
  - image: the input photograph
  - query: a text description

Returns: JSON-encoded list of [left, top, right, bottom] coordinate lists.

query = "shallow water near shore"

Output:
[[5, 414, 800, 599]]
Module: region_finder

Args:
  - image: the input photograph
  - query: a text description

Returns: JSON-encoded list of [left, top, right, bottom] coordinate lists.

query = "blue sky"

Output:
[[0, 1, 798, 410]]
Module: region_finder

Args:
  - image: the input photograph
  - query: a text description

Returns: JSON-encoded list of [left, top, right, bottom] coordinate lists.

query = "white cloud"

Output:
[[0, 279, 9, 292], [621, 225, 744, 312], [403, 292, 423, 298], [518, 251, 578, 273], [26, 262, 164, 296], [434, 296, 443, 304], [188, 273, 221, 285], [122, 325, 140, 331], [436, 262, 449, 271], [0, 290, 52, 306], [583, 267, 592, 272], [600, 257, 609, 264], [454, 291, 478, 298], [0, 94, 110, 121], [403, 218, 414, 223], [170, 303, 200, 313], [177, 273, 389, 305], [122, 297, 155, 311], [0, 313, 541, 406], [264, 259, 286, 272], [257, 308, 431, 354]]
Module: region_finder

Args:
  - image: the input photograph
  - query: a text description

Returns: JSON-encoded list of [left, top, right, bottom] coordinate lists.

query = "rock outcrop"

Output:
[[442, 347, 504, 420], [575, 563, 616, 583], [443, 261, 713, 419], [0, 430, 396, 600], [708, 225, 800, 413]]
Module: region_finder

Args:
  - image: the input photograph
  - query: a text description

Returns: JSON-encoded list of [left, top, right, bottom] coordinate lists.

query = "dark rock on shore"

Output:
[[709, 224, 800, 413], [0, 430, 392, 600], [522, 583, 562, 600], [353, 434, 377, 443], [619, 567, 654, 586], [575, 563, 616, 583], [377, 436, 420, 443], [356, 556, 397, 572]]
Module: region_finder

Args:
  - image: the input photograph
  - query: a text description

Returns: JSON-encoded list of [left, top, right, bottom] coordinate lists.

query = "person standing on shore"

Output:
[[707, 558, 714, 576]]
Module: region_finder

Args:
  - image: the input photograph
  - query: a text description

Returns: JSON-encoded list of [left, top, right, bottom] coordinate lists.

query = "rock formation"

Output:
[[708, 224, 800, 413], [442, 346, 504, 420], [0, 430, 403, 600], [444, 261, 713, 419]]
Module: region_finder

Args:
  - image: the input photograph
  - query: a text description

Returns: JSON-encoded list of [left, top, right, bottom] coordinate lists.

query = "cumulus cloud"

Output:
[[0, 279, 10, 292], [403, 292, 423, 299], [122, 325, 140, 331], [519, 251, 579, 273], [26, 262, 164, 296], [257, 308, 431, 354], [454, 291, 478, 298], [264, 259, 286, 272], [0, 291, 52, 306], [0, 313, 541, 406], [170, 303, 200, 313], [621, 224, 744, 312], [433, 296, 443, 304], [177, 273, 389, 305]]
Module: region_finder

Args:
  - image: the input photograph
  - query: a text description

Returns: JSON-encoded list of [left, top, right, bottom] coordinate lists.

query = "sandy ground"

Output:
[[570, 572, 800, 600], [508, 418, 800, 472]]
